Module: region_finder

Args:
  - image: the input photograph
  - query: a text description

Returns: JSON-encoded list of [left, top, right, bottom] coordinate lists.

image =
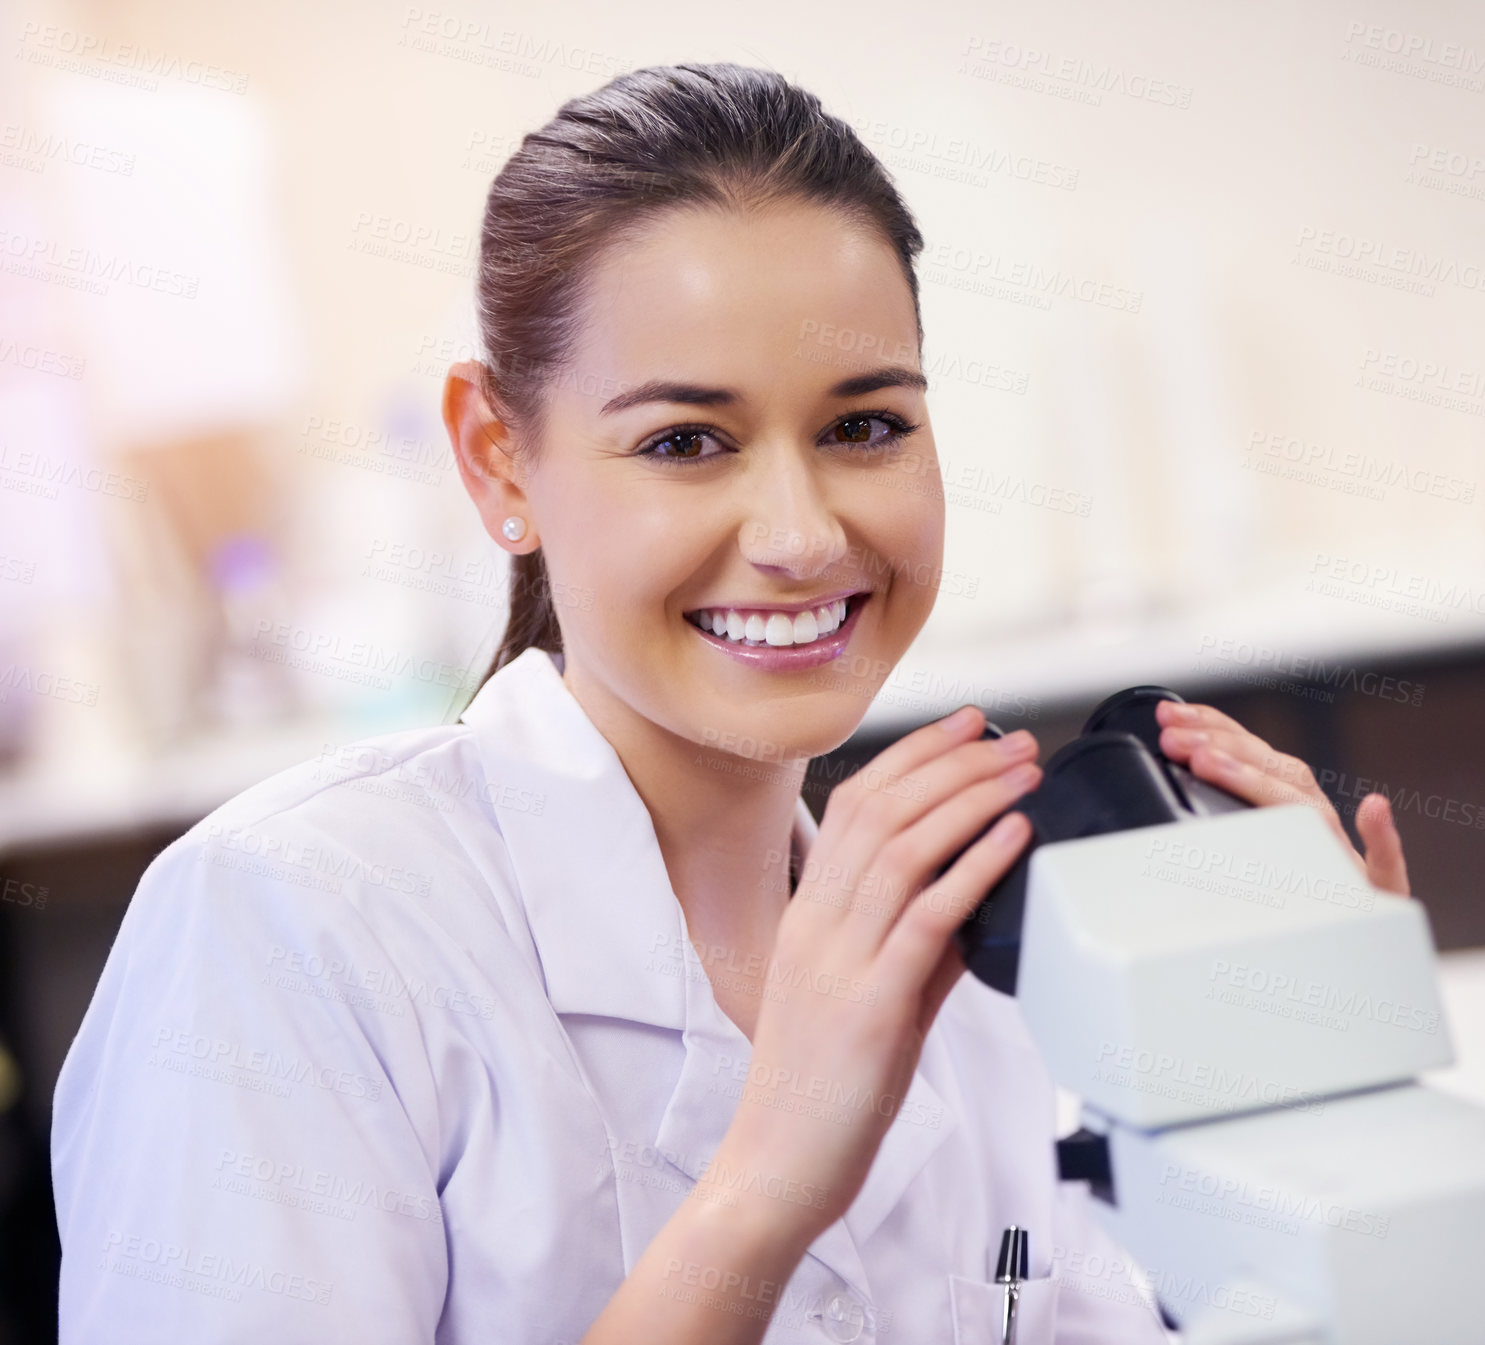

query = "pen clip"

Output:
[[994, 1226, 1029, 1345]]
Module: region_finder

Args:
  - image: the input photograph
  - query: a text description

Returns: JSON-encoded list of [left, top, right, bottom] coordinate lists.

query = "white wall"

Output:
[[2, 0, 1482, 752]]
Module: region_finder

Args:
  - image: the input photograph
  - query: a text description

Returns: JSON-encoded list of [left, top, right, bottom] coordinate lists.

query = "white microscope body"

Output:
[[1017, 803, 1485, 1344]]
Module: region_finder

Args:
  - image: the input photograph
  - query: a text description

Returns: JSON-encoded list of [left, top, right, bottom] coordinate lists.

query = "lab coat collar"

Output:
[[459, 647, 959, 1281], [457, 646, 817, 1031]]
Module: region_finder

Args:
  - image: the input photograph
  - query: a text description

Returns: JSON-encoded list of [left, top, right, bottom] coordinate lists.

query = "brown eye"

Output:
[[826, 412, 919, 451], [637, 427, 727, 462], [661, 431, 706, 458]]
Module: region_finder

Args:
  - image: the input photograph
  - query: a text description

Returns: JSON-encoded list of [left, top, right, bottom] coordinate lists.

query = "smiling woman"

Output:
[[50, 62, 1173, 1345], [448, 199, 944, 737]]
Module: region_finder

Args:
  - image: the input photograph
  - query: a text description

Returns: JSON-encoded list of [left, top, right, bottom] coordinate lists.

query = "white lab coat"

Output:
[[53, 646, 1171, 1344]]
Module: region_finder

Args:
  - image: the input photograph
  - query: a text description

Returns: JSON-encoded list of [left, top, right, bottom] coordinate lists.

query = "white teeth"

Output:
[[689, 595, 859, 647], [764, 613, 793, 646]]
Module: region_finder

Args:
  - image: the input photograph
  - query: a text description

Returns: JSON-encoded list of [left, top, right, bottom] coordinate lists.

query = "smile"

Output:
[[682, 592, 870, 671], [684, 596, 855, 647]]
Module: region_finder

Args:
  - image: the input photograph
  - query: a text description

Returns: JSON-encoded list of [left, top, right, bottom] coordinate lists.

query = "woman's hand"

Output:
[[1153, 699, 1411, 897], [701, 706, 1039, 1241]]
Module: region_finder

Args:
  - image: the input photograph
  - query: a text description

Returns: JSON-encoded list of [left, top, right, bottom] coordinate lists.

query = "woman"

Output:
[[52, 62, 1410, 1344]]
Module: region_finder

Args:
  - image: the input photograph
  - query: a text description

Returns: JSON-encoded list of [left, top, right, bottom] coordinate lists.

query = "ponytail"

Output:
[[491, 549, 562, 675]]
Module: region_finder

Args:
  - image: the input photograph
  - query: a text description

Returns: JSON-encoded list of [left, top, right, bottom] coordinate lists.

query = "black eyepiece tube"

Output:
[[949, 686, 1250, 995]]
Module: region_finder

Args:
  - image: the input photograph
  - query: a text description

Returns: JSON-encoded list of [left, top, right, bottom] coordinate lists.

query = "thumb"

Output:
[[917, 939, 968, 1038], [1356, 793, 1410, 897]]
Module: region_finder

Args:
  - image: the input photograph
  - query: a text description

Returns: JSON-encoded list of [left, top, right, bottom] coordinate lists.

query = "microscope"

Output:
[[952, 687, 1485, 1345]]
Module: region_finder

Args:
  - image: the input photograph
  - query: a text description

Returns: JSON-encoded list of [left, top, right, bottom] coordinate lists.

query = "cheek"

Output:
[[540, 476, 706, 625], [865, 475, 945, 611]]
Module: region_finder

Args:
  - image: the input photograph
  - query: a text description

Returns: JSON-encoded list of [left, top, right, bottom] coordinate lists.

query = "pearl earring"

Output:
[[501, 516, 527, 543]]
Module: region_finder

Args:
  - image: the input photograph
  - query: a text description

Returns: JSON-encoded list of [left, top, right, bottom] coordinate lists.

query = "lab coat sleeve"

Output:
[[1051, 1179, 1174, 1344], [51, 814, 450, 1344]]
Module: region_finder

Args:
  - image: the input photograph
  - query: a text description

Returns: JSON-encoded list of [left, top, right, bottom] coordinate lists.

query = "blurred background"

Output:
[[2, 0, 1484, 1337]]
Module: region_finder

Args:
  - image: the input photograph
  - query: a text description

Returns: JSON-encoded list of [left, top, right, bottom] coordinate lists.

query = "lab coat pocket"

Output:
[[948, 1270, 1059, 1345]]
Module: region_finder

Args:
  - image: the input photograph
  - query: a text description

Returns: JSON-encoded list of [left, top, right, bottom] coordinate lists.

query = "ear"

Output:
[[442, 360, 540, 553]]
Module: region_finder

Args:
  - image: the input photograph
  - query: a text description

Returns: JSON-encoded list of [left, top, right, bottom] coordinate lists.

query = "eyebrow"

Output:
[[597, 366, 929, 417]]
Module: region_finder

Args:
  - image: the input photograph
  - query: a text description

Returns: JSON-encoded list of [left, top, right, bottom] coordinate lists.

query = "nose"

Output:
[[738, 447, 849, 580]]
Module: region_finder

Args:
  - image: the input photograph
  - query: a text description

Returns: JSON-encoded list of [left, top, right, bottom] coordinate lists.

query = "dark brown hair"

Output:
[[462, 61, 925, 706]]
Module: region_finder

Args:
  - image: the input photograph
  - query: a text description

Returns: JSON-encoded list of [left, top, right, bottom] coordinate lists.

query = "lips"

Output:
[[684, 592, 866, 648], [686, 591, 870, 671]]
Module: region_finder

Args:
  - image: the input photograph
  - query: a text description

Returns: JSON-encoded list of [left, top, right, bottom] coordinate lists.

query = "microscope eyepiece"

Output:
[[949, 685, 1251, 994]]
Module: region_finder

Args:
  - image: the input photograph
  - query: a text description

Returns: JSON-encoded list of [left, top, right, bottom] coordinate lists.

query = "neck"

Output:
[[560, 661, 804, 961]]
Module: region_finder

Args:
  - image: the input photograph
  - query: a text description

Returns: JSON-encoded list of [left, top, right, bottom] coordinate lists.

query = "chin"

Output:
[[727, 695, 870, 767]]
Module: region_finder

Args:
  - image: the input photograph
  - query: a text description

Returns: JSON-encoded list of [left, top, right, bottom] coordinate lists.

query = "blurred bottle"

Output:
[[199, 532, 301, 729]]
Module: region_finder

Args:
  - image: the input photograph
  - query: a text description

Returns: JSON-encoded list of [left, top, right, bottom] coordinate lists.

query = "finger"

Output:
[[1160, 724, 1375, 869], [1160, 725, 1321, 799], [1182, 739, 1370, 876], [877, 810, 1034, 997], [828, 706, 992, 814], [1158, 721, 1378, 884], [1357, 793, 1411, 897], [807, 764, 1041, 956], [1164, 725, 1321, 804], [1154, 699, 1260, 741], [804, 731, 1039, 923], [843, 729, 1040, 835]]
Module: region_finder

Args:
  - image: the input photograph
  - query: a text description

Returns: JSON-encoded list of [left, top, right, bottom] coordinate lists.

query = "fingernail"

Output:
[[998, 730, 1035, 756], [1004, 762, 1041, 790], [988, 811, 1031, 845], [1166, 703, 1199, 721], [943, 705, 979, 732]]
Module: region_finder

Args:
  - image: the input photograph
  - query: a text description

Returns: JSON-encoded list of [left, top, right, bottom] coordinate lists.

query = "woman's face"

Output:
[[519, 201, 944, 764]]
